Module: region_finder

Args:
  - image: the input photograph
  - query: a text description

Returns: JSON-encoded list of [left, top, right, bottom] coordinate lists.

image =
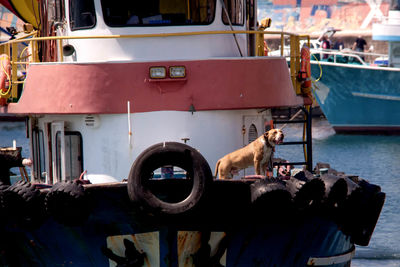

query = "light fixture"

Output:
[[63, 44, 76, 56], [169, 66, 186, 78], [149, 66, 166, 79]]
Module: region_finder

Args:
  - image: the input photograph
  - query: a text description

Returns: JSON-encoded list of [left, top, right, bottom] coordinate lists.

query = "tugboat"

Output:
[[0, 0, 384, 266]]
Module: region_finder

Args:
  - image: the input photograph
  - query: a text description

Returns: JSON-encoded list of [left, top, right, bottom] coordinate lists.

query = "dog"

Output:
[[214, 129, 284, 179]]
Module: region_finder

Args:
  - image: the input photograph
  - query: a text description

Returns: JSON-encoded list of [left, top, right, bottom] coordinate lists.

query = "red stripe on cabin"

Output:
[[2, 58, 304, 115]]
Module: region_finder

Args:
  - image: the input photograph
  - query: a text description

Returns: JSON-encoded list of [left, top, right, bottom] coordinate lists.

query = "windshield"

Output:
[[100, 0, 216, 27]]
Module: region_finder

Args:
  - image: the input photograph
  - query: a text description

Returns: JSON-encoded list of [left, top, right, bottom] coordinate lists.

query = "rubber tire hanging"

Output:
[[127, 142, 212, 215]]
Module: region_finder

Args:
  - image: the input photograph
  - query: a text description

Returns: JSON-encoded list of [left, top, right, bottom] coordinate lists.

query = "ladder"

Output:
[[273, 106, 313, 172]]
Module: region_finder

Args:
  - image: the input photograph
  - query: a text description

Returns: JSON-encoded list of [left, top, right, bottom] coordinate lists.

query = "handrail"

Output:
[[0, 29, 308, 104], [1, 30, 303, 43], [311, 49, 386, 65]]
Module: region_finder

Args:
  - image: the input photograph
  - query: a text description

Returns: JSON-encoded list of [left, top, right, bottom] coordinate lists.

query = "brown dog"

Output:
[[214, 129, 284, 179]]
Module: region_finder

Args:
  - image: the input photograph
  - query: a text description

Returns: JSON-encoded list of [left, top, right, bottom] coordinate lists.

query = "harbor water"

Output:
[[1, 119, 399, 266]]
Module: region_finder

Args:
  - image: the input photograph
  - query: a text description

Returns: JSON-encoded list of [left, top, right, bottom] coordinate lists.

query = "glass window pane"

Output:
[[56, 132, 62, 179], [222, 0, 243, 25], [101, 0, 216, 27], [55, 131, 83, 181], [38, 131, 45, 181], [70, 0, 96, 30], [32, 129, 46, 183], [64, 134, 83, 180]]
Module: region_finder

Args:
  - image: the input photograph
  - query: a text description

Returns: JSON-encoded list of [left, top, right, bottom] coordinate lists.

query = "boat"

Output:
[[0, 0, 384, 266], [306, 9, 400, 134]]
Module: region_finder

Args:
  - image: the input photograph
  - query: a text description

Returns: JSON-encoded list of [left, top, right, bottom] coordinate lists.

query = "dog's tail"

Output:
[[214, 160, 220, 178]]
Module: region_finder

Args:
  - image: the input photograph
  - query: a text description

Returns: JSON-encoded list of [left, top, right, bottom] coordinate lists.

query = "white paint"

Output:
[[351, 91, 400, 101], [307, 246, 355, 266], [361, 0, 383, 29], [35, 109, 267, 182], [62, 0, 248, 62], [85, 174, 119, 184], [127, 101, 132, 147], [107, 232, 160, 267]]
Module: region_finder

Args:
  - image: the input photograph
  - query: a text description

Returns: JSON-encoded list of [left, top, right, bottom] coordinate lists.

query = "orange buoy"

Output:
[[298, 46, 313, 99]]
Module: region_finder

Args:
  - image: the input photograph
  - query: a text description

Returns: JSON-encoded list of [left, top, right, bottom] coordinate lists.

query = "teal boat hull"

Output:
[[311, 63, 400, 134]]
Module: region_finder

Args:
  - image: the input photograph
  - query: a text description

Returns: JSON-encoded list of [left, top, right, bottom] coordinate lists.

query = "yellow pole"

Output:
[[11, 43, 18, 100]]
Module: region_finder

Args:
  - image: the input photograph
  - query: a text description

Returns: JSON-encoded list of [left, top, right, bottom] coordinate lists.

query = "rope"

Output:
[[19, 46, 30, 72], [280, 109, 303, 130], [311, 53, 323, 82], [0, 55, 11, 97], [278, 107, 310, 166]]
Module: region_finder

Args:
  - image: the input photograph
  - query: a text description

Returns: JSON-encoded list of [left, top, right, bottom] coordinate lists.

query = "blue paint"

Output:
[[311, 63, 400, 131]]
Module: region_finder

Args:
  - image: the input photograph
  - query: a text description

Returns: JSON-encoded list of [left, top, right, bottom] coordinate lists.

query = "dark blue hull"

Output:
[[0, 175, 384, 267]]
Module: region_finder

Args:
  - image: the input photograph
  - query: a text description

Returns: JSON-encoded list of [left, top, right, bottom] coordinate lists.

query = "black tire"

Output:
[[250, 178, 293, 220], [320, 175, 348, 206], [292, 178, 326, 210], [127, 142, 212, 215], [2, 180, 45, 228], [340, 179, 385, 246], [45, 180, 90, 226]]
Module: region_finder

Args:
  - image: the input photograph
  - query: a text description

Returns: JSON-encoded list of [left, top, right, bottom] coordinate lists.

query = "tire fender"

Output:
[[127, 142, 212, 215]]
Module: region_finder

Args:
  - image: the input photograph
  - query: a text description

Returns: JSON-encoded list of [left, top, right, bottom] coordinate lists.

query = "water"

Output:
[[275, 119, 400, 267], [1, 119, 399, 266]]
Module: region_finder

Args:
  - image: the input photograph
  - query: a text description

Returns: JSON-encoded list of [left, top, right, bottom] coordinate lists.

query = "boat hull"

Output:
[[311, 63, 400, 134], [0, 181, 355, 267], [0, 169, 385, 267]]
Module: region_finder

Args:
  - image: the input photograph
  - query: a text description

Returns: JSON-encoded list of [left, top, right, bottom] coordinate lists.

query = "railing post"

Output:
[[58, 39, 64, 62], [11, 42, 18, 101], [306, 106, 313, 171], [290, 35, 301, 95], [256, 30, 264, 56]]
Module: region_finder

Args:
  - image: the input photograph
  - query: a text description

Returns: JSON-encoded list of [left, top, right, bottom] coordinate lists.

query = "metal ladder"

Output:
[[273, 106, 313, 172]]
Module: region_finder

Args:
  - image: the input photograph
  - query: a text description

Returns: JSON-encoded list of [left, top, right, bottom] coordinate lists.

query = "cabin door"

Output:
[[51, 121, 66, 183]]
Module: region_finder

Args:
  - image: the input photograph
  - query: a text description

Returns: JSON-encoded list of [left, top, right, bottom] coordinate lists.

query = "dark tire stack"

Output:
[[1, 180, 45, 228], [45, 180, 91, 226]]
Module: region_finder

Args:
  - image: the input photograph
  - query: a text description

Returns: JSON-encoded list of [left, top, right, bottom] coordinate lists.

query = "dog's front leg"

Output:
[[254, 159, 261, 175]]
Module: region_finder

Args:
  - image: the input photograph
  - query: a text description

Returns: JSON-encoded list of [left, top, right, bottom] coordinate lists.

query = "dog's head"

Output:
[[264, 129, 284, 146]]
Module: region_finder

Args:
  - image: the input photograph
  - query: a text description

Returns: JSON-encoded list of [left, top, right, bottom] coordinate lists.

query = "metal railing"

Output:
[[310, 49, 387, 65]]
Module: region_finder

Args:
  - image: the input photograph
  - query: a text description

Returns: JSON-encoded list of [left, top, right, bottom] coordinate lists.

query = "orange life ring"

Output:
[[298, 46, 312, 100], [0, 54, 11, 105], [299, 46, 311, 86]]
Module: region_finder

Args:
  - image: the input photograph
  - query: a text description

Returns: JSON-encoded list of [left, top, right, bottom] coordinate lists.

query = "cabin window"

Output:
[[55, 131, 83, 181], [100, 0, 216, 27], [69, 0, 96, 30], [32, 129, 46, 182], [222, 0, 243, 25]]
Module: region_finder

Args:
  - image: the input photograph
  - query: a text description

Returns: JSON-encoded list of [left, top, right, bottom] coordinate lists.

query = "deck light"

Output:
[[169, 66, 186, 78], [149, 66, 166, 79]]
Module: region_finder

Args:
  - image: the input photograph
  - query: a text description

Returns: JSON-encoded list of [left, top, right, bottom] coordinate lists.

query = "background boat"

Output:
[[310, 8, 400, 134]]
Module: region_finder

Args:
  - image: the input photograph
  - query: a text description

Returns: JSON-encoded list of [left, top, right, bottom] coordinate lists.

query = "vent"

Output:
[[248, 124, 258, 144], [83, 115, 100, 128]]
